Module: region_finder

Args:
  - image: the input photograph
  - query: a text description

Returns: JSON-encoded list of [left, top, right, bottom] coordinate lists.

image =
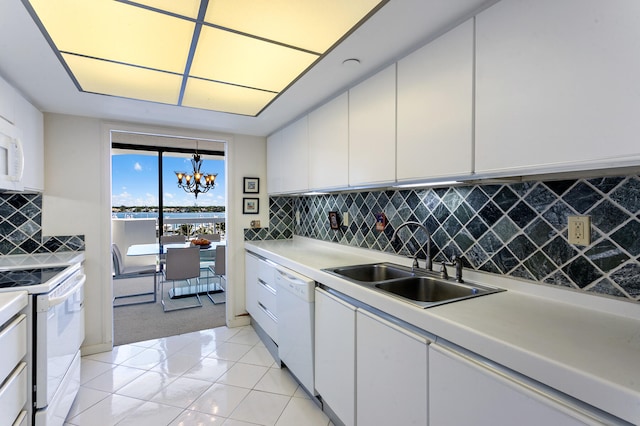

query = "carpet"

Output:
[[113, 274, 226, 346]]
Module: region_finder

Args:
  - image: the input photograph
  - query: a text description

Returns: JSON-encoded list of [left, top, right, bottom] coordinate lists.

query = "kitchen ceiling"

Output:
[[0, 0, 497, 137], [23, 0, 385, 116]]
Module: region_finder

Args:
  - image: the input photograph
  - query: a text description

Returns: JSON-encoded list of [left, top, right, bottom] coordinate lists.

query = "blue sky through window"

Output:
[[112, 152, 225, 207]]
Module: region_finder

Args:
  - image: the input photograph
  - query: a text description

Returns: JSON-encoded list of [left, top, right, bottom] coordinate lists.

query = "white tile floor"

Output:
[[66, 325, 332, 426]]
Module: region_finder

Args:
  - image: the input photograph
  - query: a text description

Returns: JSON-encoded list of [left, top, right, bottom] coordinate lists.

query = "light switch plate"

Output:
[[568, 216, 590, 245], [343, 212, 349, 226]]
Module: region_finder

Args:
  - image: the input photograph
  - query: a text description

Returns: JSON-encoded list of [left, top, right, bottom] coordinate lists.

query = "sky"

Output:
[[112, 152, 226, 207]]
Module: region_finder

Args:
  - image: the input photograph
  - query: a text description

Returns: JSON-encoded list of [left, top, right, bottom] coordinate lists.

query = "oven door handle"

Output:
[[48, 274, 86, 308]]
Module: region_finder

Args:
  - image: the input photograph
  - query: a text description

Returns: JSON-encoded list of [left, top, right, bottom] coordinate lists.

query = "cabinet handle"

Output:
[[258, 278, 276, 295], [258, 302, 277, 323], [0, 313, 26, 340]]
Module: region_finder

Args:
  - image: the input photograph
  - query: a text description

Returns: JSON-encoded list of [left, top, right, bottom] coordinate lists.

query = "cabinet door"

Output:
[[397, 19, 474, 182], [475, 0, 640, 176], [314, 288, 356, 426], [429, 344, 596, 426], [349, 64, 396, 187], [266, 129, 283, 194], [280, 116, 309, 193], [13, 94, 44, 191], [308, 93, 348, 190], [0, 75, 16, 124], [356, 309, 428, 426]]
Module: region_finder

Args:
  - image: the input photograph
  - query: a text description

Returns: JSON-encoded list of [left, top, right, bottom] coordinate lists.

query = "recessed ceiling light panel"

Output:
[[23, 0, 387, 116], [63, 54, 183, 105], [191, 26, 319, 93], [204, 0, 383, 53], [182, 77, 277, 116]]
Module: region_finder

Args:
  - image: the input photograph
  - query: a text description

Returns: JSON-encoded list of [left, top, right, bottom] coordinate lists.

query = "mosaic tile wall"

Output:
[[0, 193, 85, 255], [244, 196, 294, 241], [262, 175, 640, 303]]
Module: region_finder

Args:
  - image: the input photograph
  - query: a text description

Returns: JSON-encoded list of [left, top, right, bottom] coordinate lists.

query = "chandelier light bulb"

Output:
[[176, 151, 217, 198]]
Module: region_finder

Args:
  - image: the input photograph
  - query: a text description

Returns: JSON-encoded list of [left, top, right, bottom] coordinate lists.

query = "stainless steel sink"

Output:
[[326, 263, 414, 282], [323, 263, 505, 308]]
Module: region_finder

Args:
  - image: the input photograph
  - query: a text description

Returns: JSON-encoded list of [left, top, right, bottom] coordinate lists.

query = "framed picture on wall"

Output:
[[243, 198, 259, 214], [243, 177, 260, 193]]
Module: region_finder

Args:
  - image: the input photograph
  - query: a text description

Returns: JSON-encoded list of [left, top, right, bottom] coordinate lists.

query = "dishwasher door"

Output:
[[275, 267, 316, 396]]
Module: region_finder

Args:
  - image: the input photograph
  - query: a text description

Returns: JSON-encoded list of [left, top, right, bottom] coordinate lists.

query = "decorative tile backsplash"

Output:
[[244, 196, 294, 241], [0, 193, 85, 255], [259, 175, 640, 303]]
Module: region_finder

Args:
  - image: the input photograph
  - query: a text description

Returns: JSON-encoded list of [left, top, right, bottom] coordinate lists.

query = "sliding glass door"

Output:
[[112, 144, 225, 243]]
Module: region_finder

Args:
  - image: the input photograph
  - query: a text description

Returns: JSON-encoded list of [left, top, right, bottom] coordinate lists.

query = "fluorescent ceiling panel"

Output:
[[63, 54, 182, 105], [191, 26, 319, 92], [24, 0, 386, 116], [29, 0, 193, 74], [205, 0, 382, 53], [182, 78, 277, 116], [131, 0, 202, 19]]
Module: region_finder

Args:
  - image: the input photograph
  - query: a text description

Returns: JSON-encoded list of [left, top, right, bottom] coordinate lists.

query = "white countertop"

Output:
[[246, 237, 640, 425], [0, 252, 85, 271], [0, 291, 27, 325]]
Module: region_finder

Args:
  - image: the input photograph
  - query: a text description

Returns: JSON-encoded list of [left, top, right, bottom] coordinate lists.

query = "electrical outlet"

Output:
[[568, 216, 590, 245], [296, 210, 300, 226], [343, 212, 349, 226]]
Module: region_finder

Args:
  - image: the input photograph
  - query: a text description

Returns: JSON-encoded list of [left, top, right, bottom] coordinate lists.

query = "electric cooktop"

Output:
[[0, 266, 69, 289]]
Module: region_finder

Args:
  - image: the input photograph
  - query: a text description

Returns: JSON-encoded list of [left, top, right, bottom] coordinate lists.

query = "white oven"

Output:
[[0, 255, 85, 426], [34, 266, 85, 426]]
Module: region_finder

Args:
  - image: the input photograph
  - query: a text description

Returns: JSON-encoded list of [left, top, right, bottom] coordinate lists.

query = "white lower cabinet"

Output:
[[429, 343, 603, 426], [245, 252, 277, 342], [314, 288, 356, 426], [356, 309, 429, 426], [315, 287, 430, 426]]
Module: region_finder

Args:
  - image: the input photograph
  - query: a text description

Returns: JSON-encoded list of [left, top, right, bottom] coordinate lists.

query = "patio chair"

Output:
[[160, 234, 186, 244], [197, 233, 221, 242], [112, 243, 157, 307], [207, 245, 226, 304], [161, 246, 202, 312]]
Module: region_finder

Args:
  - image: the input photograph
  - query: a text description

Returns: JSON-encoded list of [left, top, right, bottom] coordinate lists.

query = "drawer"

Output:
[[257, 278, 277, 314], [0, 362, 27, 426], [0, 314, 26, 385], [256, 301, 278, 343], [257, 259, 276, 283]]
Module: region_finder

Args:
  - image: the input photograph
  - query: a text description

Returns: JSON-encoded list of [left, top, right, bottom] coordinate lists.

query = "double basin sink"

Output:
[[323, 262, 504, 309]]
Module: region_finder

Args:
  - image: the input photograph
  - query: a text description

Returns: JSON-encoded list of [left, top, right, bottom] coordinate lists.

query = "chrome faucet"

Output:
[[390, 221, 432, 271]]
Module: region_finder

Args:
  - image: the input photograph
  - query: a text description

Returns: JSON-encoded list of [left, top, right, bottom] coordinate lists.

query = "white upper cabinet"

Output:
[[349, 64, 396, 187], [13, 94, 44, 192], [266, 129, 283, 194], [267, 115, 309, 194], [475, 0, 640, 176], [397, 18, 474, 182], [0, 75, 16, 125], [308, 93, 349, 190]]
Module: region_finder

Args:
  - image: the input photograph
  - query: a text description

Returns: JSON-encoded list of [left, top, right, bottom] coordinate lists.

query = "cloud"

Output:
[[134, 162, 142, 171]]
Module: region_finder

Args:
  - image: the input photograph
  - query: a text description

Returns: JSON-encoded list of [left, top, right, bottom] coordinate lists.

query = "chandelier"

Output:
[[175, 152, 217, 198]]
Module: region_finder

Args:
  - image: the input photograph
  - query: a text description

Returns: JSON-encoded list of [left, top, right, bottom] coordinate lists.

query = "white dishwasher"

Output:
[[275, 266, 317, 396]]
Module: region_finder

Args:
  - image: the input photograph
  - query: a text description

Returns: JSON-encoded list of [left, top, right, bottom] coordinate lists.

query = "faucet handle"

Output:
[[439, 261, 449, 280], [409, 255, 419, 270]]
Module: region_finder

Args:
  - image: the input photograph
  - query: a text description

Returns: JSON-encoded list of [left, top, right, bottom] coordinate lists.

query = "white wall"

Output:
[[42, 112, 267, 354], [226, 134, 269, 322], [42, 114, 110, 352]]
